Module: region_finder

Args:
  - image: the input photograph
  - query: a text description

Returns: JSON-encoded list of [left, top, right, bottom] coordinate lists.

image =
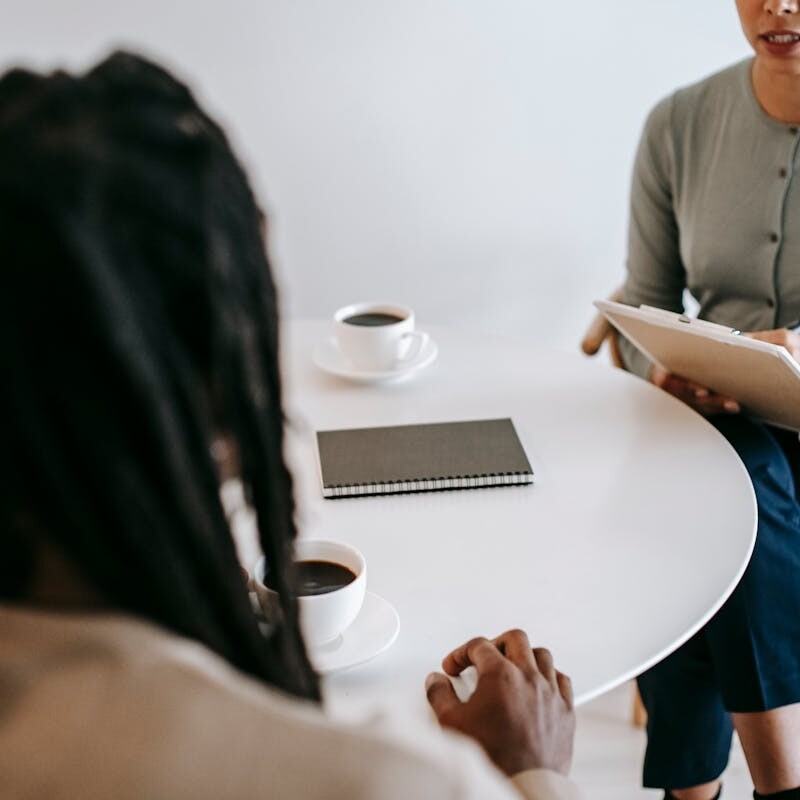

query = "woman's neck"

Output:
[[752, 58, 800, 124]]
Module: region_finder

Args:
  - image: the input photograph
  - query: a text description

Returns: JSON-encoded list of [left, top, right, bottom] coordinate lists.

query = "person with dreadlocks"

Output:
[[0, 52, 579, 800]]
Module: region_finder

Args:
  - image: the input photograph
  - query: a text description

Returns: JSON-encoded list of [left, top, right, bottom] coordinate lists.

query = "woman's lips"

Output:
[[760, 30, 800, 55]]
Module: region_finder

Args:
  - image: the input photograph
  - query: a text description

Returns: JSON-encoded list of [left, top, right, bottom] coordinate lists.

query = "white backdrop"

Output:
[[1, 1, 747, 350]]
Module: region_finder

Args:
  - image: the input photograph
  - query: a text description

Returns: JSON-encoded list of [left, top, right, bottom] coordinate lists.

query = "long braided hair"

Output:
[[0, 51, 319, 701]]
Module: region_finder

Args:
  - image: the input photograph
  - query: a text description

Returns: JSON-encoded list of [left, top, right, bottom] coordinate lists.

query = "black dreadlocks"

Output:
[[0, 51, 319, 701]]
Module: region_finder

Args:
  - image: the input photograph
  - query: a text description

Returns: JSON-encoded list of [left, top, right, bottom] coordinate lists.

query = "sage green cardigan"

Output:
[[622, 58, 800, 378]]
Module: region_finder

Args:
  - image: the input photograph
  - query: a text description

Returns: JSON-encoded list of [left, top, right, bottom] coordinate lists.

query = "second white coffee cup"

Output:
[[333, 302, 428, 371], [253, 539, 366, 647]]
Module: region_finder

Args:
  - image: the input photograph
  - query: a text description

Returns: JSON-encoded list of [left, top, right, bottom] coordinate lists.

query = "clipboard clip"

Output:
[[677, 313, 740, 335]]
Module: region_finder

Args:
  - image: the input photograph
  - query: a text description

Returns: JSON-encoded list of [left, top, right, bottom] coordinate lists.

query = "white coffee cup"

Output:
[[333, 302, 429, 371], [253, 539, 366, 647]]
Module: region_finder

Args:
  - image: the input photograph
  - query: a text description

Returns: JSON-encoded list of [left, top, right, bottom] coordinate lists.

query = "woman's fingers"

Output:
[[425, 671, 462, 723], [556, 670, 574, 709], [650, 367, 740, 414], [532, 647, 557, 685], [428, 631, 576, 777], [444, 632, 559, 685], [746, 328, 800, 360], [492, 629, 538, 679], [442, 636, 506, 677]]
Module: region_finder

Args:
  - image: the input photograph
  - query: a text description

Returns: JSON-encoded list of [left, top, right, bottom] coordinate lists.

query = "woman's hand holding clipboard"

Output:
[[594, 300, 800, 432]]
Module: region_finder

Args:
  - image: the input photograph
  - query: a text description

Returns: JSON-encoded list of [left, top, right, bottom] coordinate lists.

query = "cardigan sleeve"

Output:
[[621, 94, 687, 379]]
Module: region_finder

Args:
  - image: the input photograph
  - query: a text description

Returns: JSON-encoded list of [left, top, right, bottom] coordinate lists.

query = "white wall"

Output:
[[1, 1, 747, 350]]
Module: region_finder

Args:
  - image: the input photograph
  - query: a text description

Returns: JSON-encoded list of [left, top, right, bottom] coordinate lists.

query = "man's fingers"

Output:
[[425, 672, 462, 723], [556, 671, 574, 709], [492, 630, 537, 678], [442, 636, 506, 677]]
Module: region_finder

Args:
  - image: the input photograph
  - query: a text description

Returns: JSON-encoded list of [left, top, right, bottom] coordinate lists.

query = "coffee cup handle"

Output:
[[397, 331, 429, 363]]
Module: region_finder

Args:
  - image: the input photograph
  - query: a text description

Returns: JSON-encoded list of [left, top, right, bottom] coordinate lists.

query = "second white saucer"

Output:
[[307, 591, 400, 674], [312, 337, 438, 384]]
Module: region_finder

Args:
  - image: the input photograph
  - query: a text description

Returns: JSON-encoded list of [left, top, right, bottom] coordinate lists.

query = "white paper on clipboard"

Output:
[[594, 299, 800, 432]]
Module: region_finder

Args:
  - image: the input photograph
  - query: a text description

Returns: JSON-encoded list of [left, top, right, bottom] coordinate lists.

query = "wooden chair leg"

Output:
[[632, 683, 647, 727]]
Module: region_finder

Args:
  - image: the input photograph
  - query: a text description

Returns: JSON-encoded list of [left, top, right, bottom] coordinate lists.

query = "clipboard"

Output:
[[595, 299, 800, 431]]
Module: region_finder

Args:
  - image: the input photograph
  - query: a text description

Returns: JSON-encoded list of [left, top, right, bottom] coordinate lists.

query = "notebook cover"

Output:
[[316, 418, 534, 497]]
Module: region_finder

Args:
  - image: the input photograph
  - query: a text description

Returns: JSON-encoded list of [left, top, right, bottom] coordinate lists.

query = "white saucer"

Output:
[[312, 337, 438, 383], [306, 591, 400, 674]]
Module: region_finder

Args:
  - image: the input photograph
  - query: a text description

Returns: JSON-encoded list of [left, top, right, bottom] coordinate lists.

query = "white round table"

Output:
[[266, 321, 756, 720]]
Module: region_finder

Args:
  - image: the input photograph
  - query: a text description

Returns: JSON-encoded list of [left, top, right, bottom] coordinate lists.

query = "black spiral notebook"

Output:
[[315, 418, 534, 498]]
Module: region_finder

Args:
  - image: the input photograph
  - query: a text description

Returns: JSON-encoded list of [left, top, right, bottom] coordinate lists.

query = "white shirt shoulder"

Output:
[[0, 606, 580, 800]]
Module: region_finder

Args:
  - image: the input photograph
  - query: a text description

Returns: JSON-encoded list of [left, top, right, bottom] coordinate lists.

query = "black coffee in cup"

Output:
[[343, 312, 405, 327], [265, 559, 357, 596]]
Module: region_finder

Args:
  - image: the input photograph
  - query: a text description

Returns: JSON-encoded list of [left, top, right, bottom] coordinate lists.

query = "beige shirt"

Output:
[[623, 58, 800, 378], [0, 606, 580, 800]]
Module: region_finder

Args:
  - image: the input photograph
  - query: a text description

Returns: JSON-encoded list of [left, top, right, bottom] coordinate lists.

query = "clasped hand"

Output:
[[425, 629, 575, 777], [649, 326, 800, 414]]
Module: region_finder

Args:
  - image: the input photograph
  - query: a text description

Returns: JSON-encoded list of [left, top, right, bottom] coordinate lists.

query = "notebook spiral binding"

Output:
[[323, 472, 533, 498]]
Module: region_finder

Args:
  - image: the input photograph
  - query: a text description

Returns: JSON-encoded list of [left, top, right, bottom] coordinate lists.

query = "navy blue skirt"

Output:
[[637, 416, 800, 789]]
